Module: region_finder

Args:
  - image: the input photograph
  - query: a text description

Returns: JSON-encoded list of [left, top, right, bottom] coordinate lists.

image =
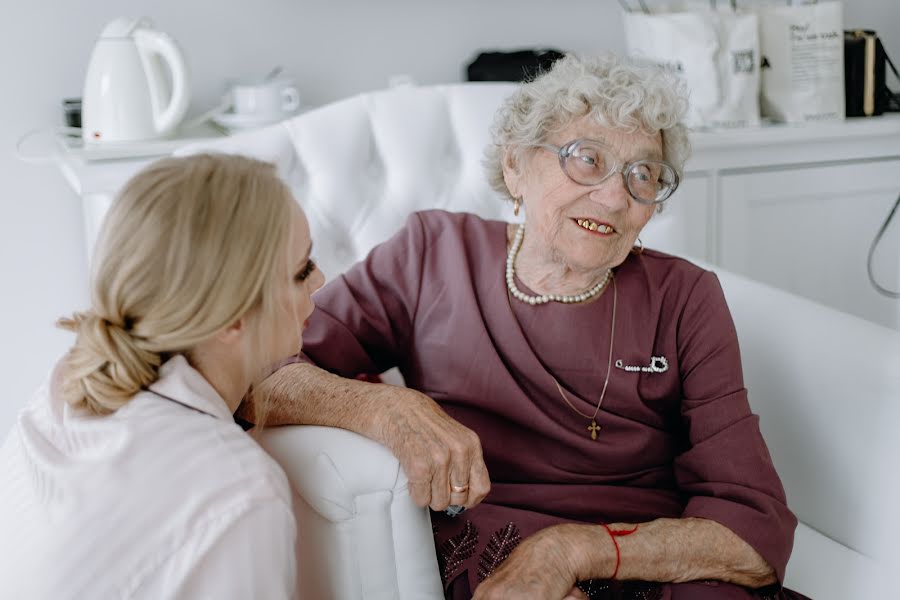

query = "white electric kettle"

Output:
[[82, 17, 190, 144]]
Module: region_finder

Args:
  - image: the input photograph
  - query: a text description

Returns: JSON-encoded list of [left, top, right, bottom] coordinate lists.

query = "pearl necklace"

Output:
[[505, 223, 611, 305]]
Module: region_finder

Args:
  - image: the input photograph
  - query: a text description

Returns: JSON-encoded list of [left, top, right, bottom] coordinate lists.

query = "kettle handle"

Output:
[[134, 29, 190, 136]]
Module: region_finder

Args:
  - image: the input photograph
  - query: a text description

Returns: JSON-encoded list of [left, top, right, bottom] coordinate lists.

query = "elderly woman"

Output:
[[0, 154, 324, 598], [257, 55, 807, 600]]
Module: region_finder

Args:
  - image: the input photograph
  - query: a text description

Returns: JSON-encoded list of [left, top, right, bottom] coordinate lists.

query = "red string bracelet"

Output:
[[601, 524, 639, 580]]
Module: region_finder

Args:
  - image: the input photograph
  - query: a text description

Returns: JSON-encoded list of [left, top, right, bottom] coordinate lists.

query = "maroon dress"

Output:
[[298, 210, 809, 600]]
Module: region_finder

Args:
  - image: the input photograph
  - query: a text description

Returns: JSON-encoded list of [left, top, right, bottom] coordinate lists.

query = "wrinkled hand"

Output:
[[473, 524, 598, 600], [376, 387, 490, 511]]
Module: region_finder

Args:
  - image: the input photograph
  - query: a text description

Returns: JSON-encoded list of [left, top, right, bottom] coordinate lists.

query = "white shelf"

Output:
[[693, 113, 900, 148], [56, 122, 225, 162], [688, 114, 900, 171], [54, 122, 226, 196]]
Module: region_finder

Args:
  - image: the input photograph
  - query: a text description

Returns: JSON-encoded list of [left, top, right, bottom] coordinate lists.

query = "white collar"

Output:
[[146, 355, 234, 421]]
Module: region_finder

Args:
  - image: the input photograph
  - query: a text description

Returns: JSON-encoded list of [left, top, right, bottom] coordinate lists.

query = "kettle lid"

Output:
[[99, 16, 154, 39]]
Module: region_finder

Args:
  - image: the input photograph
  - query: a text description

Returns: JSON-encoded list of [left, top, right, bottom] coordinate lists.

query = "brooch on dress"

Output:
[[614, 355, 669, 373]]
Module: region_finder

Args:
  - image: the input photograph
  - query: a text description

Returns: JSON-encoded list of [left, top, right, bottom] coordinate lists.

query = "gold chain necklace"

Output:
[[506, 225, 618, 440], [552, 275, 617, 440]]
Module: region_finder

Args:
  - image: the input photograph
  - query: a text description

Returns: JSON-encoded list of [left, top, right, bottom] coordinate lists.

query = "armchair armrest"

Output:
[[715, 268, 900, 599], [258, 425, 443, 599]]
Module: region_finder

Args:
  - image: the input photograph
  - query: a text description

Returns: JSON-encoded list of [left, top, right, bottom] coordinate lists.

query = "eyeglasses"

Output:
[[536, 139, 679, 205]]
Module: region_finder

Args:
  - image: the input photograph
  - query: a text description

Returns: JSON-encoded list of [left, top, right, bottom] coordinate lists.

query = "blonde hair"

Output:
[[484, 53, 691, 203], [58, 153, 296, 424]]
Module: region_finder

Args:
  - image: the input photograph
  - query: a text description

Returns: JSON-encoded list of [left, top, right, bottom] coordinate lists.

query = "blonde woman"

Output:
[[0, 154, 324, 599]]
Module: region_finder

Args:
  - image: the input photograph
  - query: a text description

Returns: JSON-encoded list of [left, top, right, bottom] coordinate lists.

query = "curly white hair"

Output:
[[484, 53, 691, 204]]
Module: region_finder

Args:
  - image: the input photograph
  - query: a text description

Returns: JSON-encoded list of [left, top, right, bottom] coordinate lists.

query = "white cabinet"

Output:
[[641, 173, 712, 261], [687, 114, 900, 330], [720, 160, 900, 329]]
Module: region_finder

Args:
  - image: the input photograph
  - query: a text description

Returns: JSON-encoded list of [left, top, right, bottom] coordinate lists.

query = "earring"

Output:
[[632, 238, 644, 255], [513, 197, 521, 217]]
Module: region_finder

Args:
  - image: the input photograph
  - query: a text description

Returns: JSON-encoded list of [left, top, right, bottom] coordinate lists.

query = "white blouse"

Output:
[[0, 355, 297, 599]]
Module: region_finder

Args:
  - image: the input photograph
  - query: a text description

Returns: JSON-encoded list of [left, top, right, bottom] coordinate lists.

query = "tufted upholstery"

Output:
[[172, 83, 900, 599], [178, 83, 696, 279], [176, 84, 516, 281]]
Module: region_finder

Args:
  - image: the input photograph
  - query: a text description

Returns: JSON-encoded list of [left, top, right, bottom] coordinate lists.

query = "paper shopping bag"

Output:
[[622, 2, 761, 129], [759, 1, 845, 122]]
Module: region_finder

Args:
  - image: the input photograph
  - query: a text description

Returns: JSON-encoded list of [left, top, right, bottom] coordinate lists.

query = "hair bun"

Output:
[[57, 312, 161, 413]]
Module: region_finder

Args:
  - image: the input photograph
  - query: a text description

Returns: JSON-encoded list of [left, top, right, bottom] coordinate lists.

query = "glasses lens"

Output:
[[626, 161, 677, 204], [564, 142, 613, 185]]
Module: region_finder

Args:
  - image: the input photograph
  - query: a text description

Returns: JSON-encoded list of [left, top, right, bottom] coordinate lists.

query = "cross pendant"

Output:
[[588, 420, 601, 440]]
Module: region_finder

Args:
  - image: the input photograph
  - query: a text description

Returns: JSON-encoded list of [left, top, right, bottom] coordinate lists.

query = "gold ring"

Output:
[[450, 483, 469, 494]]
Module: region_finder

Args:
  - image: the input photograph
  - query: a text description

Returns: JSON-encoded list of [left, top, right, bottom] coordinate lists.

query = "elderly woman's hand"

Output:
[[473, 524, 608, 600], [375, 387, 491, 511]]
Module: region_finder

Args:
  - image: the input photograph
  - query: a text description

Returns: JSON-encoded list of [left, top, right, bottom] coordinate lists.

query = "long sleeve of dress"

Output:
[[299, 213, 427, 377], [673, 270, 797, 584]]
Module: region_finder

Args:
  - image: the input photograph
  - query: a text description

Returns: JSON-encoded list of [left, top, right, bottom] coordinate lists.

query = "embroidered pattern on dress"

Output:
[[755, 581, 791, 600], [573, 581, 792, 600], [476, 522, 522, 581], [576, 580, 663, 600], [437, 520, 478, 585]]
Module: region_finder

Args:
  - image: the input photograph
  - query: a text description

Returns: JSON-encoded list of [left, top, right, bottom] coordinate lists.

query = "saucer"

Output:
[[211, 111, 292, 132]]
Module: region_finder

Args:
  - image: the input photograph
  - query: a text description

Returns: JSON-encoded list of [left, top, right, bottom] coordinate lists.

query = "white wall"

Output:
[[2, 0, 898, 434]]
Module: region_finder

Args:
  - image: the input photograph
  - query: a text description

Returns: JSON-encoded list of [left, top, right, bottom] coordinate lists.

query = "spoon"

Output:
[[263, 66, 284, 82]]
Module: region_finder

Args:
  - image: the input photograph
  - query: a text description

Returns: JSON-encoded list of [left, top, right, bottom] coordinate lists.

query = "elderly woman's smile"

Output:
[[574, 218, 615, 234]]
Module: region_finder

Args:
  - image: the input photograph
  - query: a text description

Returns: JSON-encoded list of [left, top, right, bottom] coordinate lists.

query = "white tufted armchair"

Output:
[[171, 84, 900, 600]]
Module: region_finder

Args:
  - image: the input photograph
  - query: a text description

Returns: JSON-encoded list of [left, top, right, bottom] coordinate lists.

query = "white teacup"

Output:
[[228, 78, 300, 119]]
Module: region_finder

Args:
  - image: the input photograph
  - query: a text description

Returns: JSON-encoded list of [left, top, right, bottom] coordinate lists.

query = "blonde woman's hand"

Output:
[[374, 387, 490, 512]]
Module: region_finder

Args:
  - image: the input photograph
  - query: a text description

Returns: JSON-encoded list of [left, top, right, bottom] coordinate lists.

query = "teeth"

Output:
[[576, 219, 613, 234]]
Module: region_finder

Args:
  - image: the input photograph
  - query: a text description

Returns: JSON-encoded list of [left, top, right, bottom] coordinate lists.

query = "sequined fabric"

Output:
[[476, 522, 522, 581], [576, 579, 664, 600], [447, 575, 811, 600], [437, 520, 478, 584]]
